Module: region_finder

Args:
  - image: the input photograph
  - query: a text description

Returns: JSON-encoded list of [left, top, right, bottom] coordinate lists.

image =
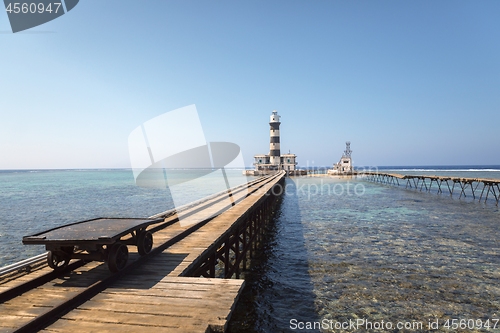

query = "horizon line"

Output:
[[1, 164, 500, 172]]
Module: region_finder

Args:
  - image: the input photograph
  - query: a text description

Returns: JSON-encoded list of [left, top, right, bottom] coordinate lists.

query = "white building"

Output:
[[328, 142, 353, 175]]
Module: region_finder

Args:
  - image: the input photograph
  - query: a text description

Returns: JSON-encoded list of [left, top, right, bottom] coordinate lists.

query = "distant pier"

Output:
[[360, 171, 500, 205]]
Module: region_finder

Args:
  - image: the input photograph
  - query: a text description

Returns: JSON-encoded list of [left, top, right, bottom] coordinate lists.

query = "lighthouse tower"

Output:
[[249, 109, 301, 175], [269, 110, 281, 166]]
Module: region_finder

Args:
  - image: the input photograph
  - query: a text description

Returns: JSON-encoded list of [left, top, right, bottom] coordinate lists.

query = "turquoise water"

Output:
[[229, 174, 500, 332], [0, 169, 175, 266], [0, 169, 251, 266], [2, 168, 499, 333]]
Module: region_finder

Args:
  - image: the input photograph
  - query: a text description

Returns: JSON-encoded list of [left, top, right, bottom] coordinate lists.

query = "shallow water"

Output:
[[230, 176, 500, 332], [0, 169, 248, 266], [1, 169, 499, 332], [0, 169, 175, 265]]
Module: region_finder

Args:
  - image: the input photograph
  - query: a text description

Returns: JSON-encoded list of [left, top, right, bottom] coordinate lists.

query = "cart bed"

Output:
[[23, 217, 163, 246]]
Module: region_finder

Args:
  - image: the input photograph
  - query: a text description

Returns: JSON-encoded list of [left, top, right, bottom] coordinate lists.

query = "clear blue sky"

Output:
[[1, 1, 499, 169]]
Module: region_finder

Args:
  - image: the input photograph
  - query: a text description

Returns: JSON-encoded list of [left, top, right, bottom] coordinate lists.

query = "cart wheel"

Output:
[[47, 251, 70, 271], [137, 230, 153, 255], [108, 242, 128, 273]]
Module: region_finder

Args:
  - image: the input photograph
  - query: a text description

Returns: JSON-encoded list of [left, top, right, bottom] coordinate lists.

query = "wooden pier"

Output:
[[360, 171, 500, 205], [0, 171, 286, 333]]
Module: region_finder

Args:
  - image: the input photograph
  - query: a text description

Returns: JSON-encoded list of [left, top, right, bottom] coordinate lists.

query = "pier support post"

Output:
[[187, 175, 286, 279]]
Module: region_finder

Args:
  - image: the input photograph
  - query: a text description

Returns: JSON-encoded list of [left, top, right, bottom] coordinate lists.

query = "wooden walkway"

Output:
[[41, 277, 243, 333], [0, 172, 286, 333]]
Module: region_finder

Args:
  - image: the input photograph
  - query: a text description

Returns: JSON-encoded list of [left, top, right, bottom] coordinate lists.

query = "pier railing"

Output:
[[0, 253, 47, 278], [360, 172, 500, 205], [184, 172, 285, 279]]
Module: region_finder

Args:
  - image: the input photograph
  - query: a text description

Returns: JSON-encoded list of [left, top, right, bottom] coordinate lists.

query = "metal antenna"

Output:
[[343, 141, 352, 158]]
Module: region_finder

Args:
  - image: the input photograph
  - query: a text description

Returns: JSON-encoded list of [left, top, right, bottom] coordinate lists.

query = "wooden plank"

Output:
[[41, 318, 206, 333], [76, 299, 233, 318], [61, 308, 209, 327], [0, 314, 39, 328], [91, 293, 240, 308], [110, 279, 242, 291], [42, 277, 244, 332]]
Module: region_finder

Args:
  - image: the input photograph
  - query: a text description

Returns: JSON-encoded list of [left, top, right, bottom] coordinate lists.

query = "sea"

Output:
[[1, 166, 500, 332]]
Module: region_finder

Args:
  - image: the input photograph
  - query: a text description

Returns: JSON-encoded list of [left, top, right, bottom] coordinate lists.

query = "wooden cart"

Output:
[[23, 217, 163, 272]]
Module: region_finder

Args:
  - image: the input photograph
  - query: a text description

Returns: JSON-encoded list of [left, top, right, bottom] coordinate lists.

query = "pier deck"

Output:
[[41, 276, 243, 333], [0, 172, 286, 333]]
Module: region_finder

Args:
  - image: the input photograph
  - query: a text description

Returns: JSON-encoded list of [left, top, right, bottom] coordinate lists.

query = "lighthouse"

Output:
[[247, 110, 302, 175], [269, 110, 281, 165]]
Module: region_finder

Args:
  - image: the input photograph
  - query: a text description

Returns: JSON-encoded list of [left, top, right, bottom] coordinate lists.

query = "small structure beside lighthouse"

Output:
[[245, 110, 303, 175]]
